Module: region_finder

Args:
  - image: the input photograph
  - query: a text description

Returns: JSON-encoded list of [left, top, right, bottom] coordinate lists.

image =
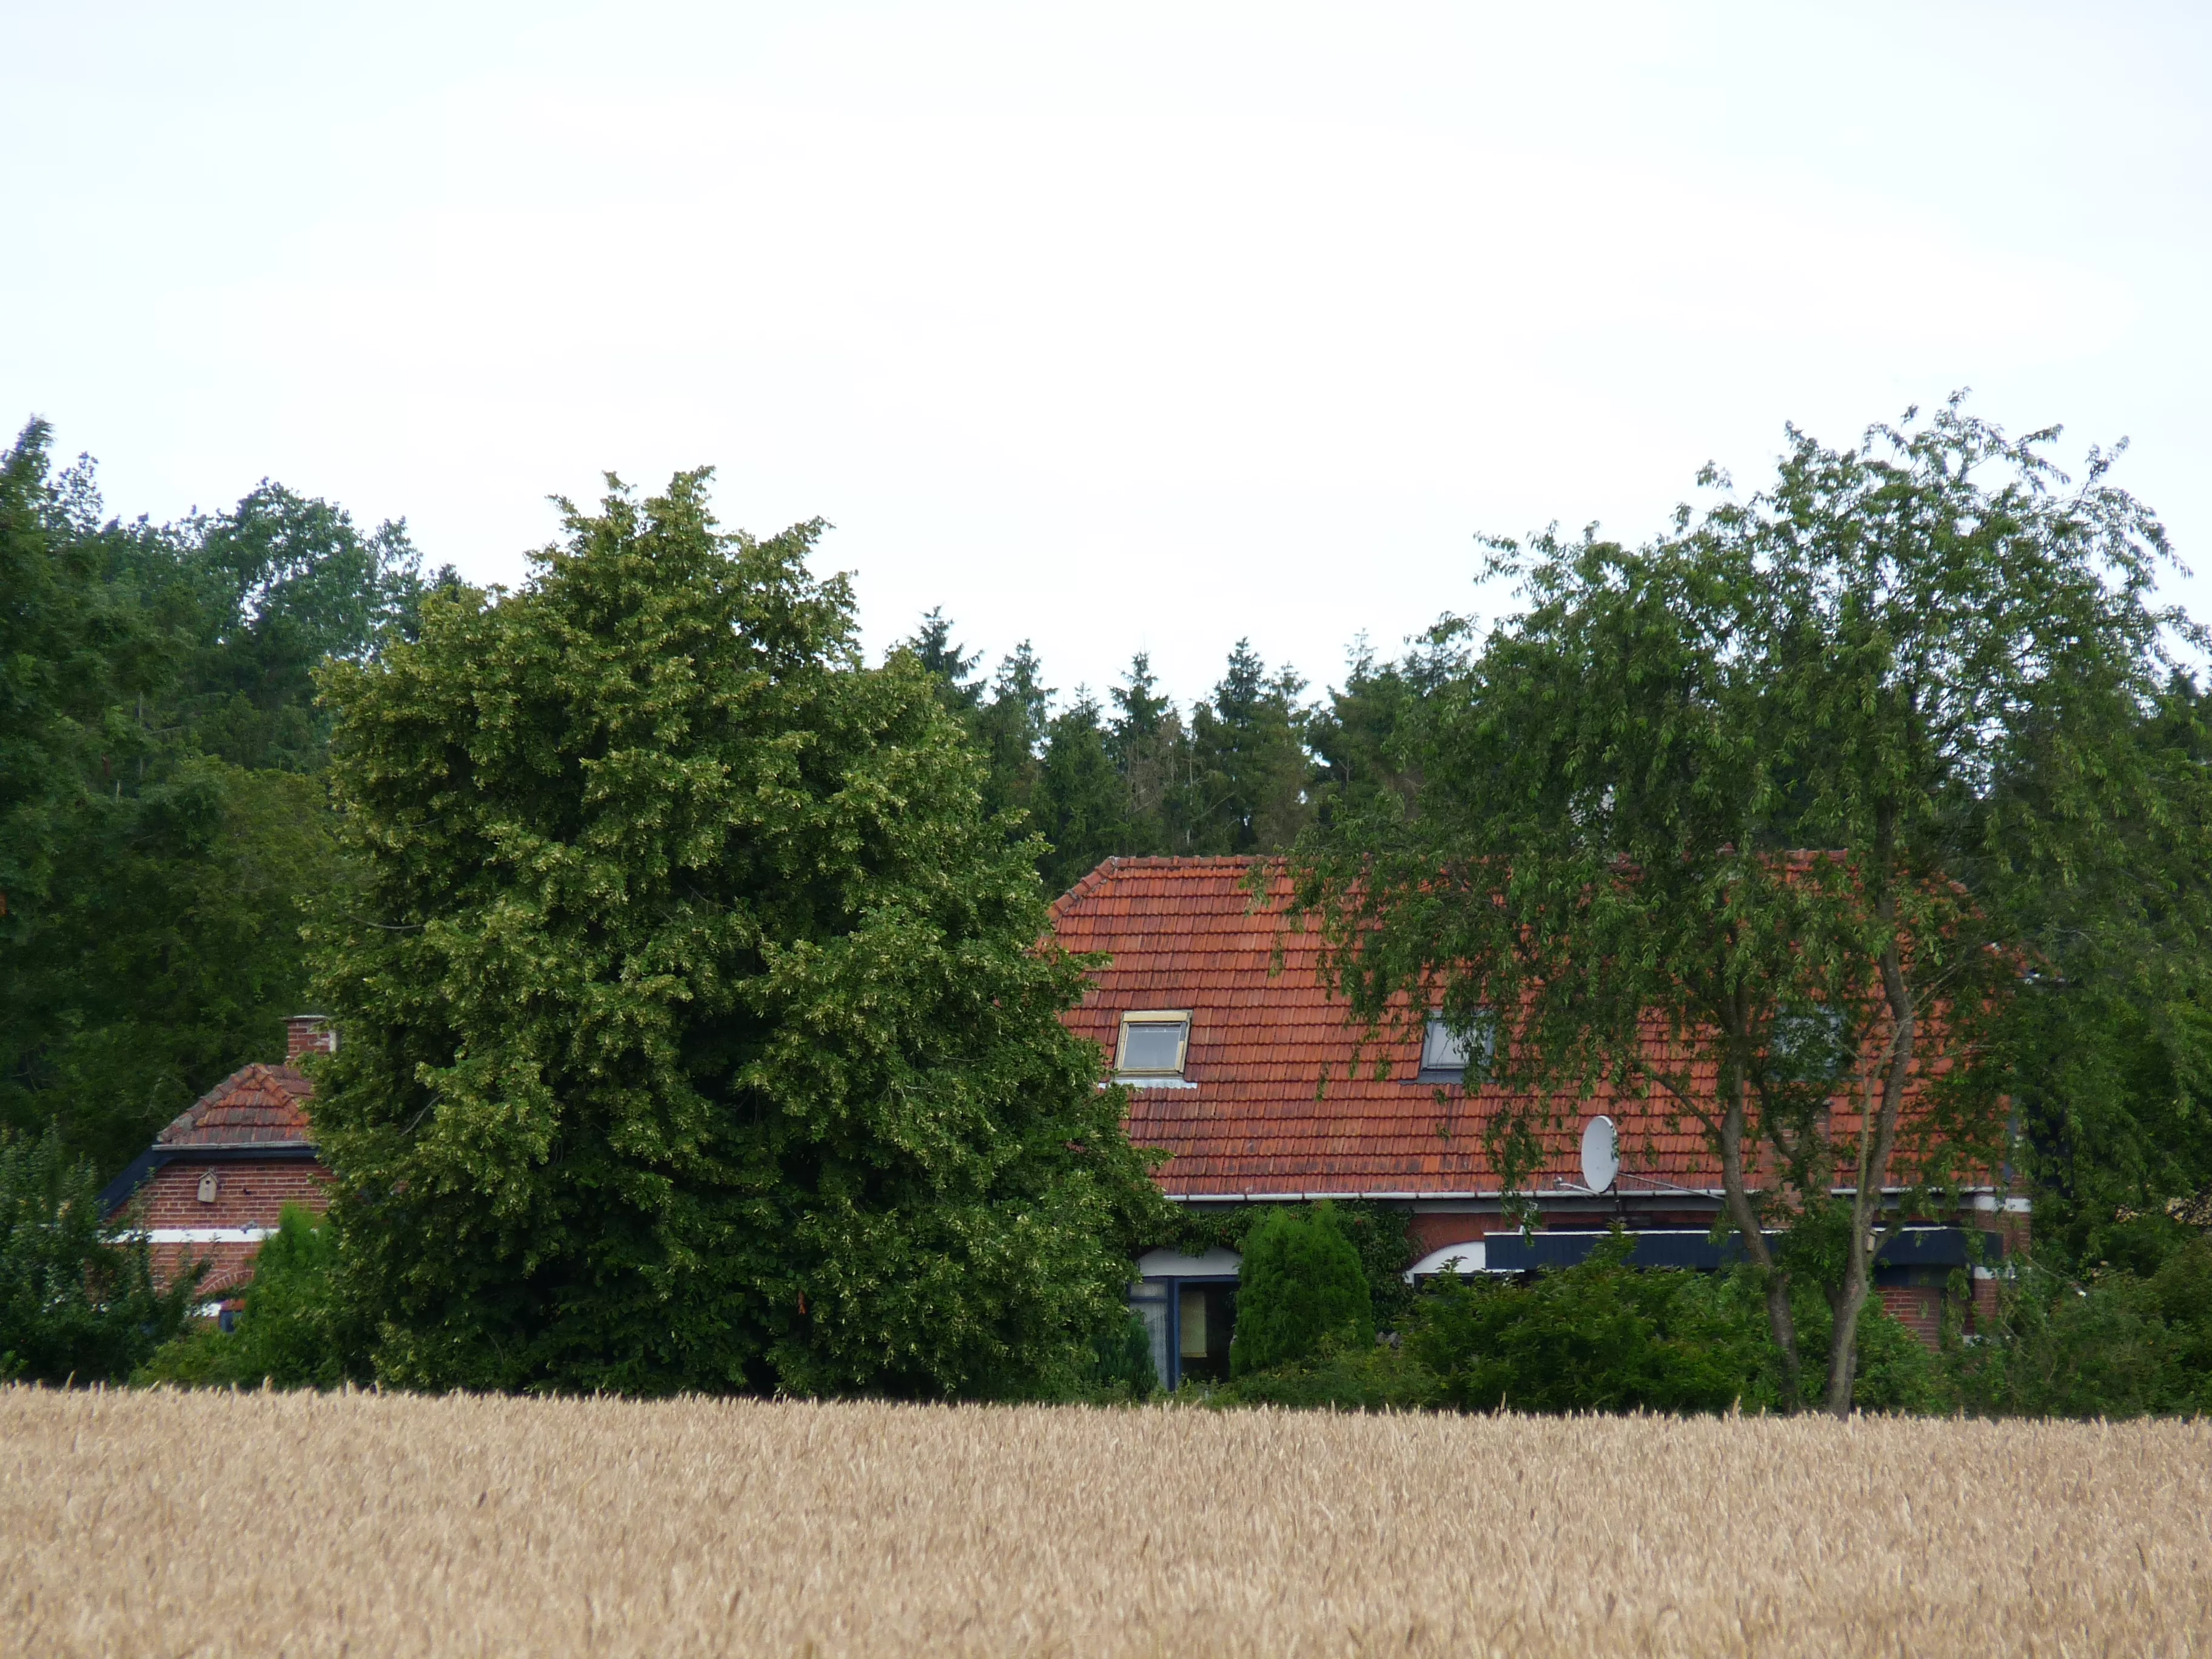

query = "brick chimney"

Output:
[[286, 1014, 337, 1061]]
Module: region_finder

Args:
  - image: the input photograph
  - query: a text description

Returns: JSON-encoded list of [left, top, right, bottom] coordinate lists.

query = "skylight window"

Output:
[[1421, 1010, 1495, 1080], [1116, 1011, 1192, 1078]]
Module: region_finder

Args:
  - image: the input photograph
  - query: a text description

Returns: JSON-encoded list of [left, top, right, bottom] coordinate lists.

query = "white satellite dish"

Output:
[[1580, 1115, 1620, 1192]]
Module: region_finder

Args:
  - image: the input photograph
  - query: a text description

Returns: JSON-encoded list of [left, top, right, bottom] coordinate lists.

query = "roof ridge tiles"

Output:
[[1051, 854, 1287, 923]]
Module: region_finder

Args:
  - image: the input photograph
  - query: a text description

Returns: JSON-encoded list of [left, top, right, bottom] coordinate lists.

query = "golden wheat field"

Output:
[[2, 1387, 2208, 1658]]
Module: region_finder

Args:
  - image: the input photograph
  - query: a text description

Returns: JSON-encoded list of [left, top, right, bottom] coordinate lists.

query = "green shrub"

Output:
[[2153, 1235, 2212, 1389], [1081, 1310, 1159, 1399], [1948, 1234, 2212, 1418], [1, 1125, 203, 1383], [1230, 1203, 1373, 1377], [1411, 1232, 1766, 1414], [1822, 1291, 1948, 1413], [1208, 1224, 1953, 1416], [136, 1204, 363, 1389], [1167, 1199, 1415, 1337], [1319, 1200, 1418, 1337], [1216, 1335, 1441, 1411]]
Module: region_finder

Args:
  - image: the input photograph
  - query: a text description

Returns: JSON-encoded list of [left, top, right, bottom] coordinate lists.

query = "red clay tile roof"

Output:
[[155, 1063, 316, 1148], [1051, 856, 1901, 1200]]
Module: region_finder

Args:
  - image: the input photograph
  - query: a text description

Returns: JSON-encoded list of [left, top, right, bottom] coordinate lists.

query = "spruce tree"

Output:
[[1189, 640, 1312, 853], [1108, 652, 1184, 855], [971, 642, 1051, 827], [903, 607, 984, 717], [1307, 637, 1439, 827], [1034, 692, 1133, 894]]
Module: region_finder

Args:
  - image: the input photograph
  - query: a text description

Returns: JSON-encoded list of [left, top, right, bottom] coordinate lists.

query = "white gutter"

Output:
[[1162, 1184, 2019, 1205]]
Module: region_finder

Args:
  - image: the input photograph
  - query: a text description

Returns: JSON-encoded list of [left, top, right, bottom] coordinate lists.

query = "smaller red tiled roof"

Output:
[[155, 1063, 316, 1148]]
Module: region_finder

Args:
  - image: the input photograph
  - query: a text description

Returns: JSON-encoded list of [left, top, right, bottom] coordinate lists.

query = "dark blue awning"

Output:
[[1481, 1227, 2003, 1275]]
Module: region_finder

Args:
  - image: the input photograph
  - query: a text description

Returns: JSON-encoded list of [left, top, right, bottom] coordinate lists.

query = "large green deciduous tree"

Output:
[[0, 422, 156, 949], [1289, 399, 2196, 1415], [310, 471, 1164, 1396], [2000, 671, 2212, 1267], [1, 421, 409, 1173], [10, 761, 347, 1171], [166, 480, 443, 773]]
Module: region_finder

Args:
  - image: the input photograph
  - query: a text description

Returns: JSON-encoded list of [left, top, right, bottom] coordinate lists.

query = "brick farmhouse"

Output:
[[1052, 857, 2025, 1388], [104, 860, 2020, 1373]]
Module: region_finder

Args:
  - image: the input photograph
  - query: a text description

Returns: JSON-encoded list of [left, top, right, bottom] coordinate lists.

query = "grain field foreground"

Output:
[[4, 1387, 2208, 1658]]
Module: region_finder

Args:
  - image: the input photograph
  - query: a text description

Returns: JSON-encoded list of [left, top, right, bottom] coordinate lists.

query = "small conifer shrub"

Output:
[[1230, 1202, 1373, 1376]]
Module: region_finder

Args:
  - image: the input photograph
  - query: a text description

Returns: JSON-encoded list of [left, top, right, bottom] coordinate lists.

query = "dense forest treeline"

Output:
[[899, 609, 1450, 893], [1, 421, 451, 1174]]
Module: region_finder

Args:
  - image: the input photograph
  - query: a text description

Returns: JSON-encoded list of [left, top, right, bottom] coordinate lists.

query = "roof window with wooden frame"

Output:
[[1114, 1010, 1193, 1084]]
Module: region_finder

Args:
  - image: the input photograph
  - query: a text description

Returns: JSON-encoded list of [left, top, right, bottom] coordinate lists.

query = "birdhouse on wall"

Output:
[[196, 1170, 218, 1204]]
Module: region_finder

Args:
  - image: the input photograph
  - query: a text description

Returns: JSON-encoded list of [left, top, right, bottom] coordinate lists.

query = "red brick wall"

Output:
[[133, 1159, 331, 1298], [1877, 1284, 1943, 1347], [1406, 1213, 1485, 1255]]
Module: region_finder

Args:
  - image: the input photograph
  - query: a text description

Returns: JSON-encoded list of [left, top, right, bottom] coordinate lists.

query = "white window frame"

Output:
[[1421, 1010, 1495, 1078], [1115, 1010, 1193, 1078]]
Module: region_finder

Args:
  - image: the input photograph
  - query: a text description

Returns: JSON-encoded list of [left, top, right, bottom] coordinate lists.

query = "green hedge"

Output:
[[1214, 1227, 1942, 1415]]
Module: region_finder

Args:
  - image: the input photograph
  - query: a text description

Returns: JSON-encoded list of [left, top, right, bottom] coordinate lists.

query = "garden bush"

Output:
[[1949, 1230, 2212, 1418], [137, 1204, 364, 1389], [1, 1125, 202, 1383], [1216, 1335, 1439, 1411], [1411, 1232, 1766, 1414], [1229, 1203, 1372, 1377], [1081, 1310, 1159, 1400]]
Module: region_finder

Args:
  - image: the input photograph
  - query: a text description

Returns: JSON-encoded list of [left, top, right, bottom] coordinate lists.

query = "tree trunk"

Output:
[[1717, 1030, 1801, 1406], [1825, 1237, 1875, 1418], [1825, 914, 1916, 1418]]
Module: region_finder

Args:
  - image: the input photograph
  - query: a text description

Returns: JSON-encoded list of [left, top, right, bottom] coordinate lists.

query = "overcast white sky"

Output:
[[5, 2, 2209, 708]]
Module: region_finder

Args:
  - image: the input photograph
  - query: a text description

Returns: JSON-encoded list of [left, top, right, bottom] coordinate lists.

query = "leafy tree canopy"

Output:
[[1288, 397, 2200, 1415], [310, 471, 1168, 1396], [164, 481, 445, 773], [1, 423, 409, 1173]]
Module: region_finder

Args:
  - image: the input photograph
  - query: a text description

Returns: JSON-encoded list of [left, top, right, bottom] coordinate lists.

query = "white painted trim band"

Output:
[[137, 1227, 275, 1244]]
